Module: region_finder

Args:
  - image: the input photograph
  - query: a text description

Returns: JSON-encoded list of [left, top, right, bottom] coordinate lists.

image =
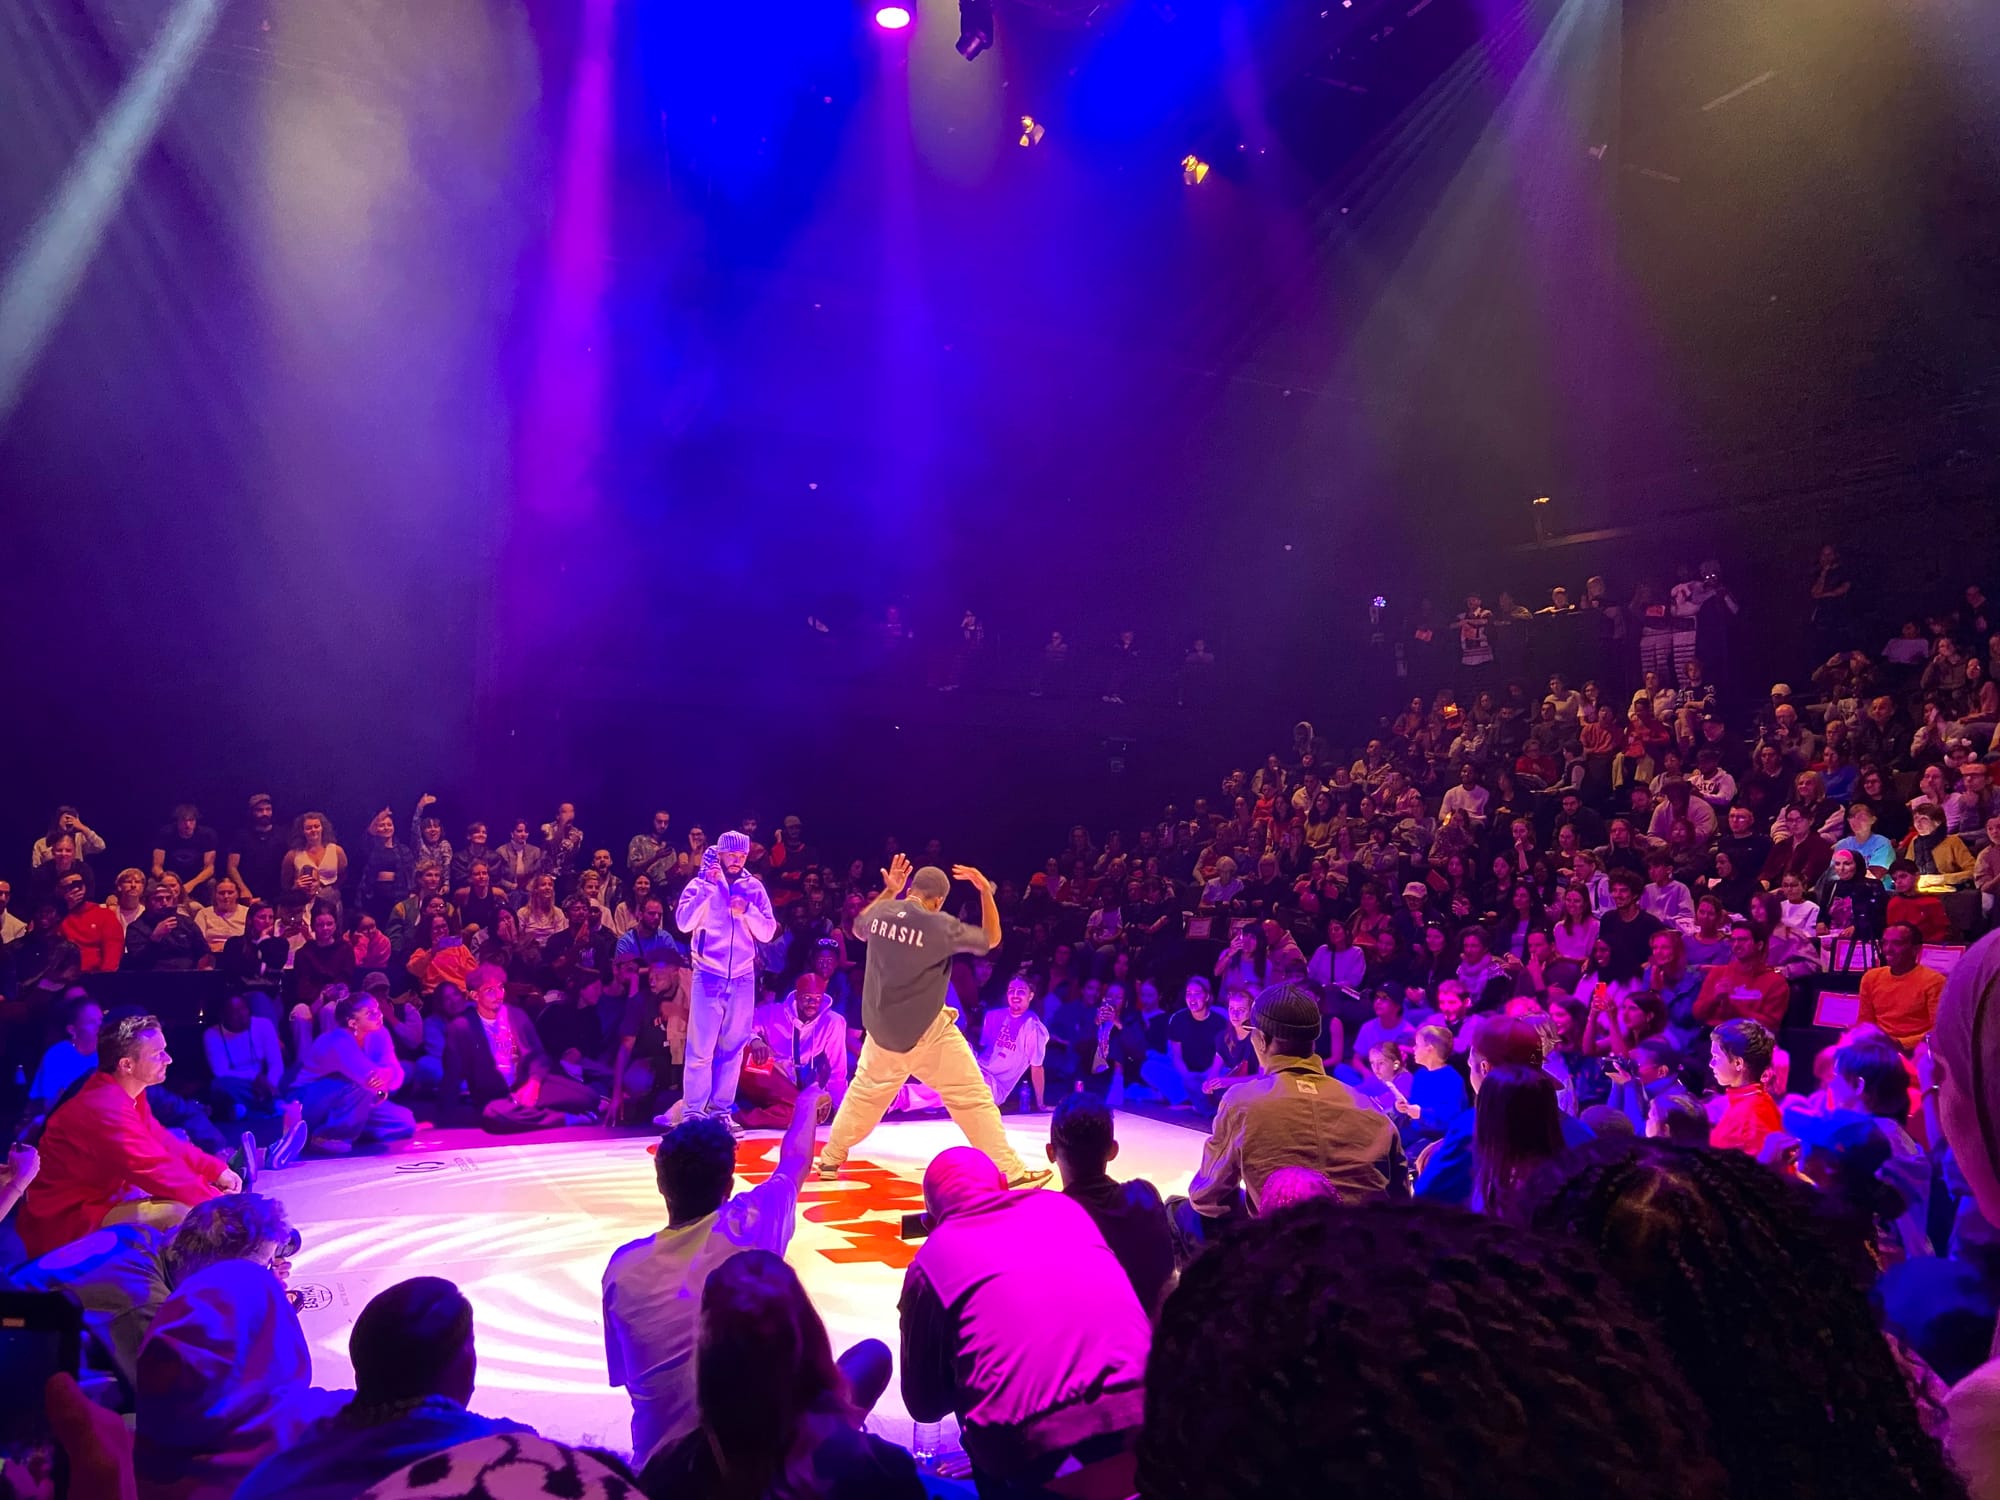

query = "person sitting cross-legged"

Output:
[[17, 1013, 241, 1258], [602, 1083, 826, 1468], [202, 993, 284, 1120], [1046, 1092, 1175, 1318], [289, 988, 418, 1156], [441, 963, 602, 1133], [1168, 984, 1408, 1266], [236, 1276, 531, 1500]]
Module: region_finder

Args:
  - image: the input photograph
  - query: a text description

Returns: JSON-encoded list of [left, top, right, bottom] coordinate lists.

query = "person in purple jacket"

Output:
[[899, 1147, 1150, 1496]]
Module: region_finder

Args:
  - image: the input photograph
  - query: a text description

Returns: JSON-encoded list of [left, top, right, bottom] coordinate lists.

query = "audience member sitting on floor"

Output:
[[1415, 1015, 1593, 1208], [1171, 984, 1406, 1263], [739, 971, 848, 1128], [441, 964, 602, 1132], [201, 991, 290, 1127], [18, 1013, 241, 1258], [289, 989, 418, 1157], [6, 1192, 294, 1389], [602, 1084, 824, 1467], [27, 993, 102, 1116], [1471, 1063, 1568, 1221], [977, 971, 1051, 1112], [1136, 1198, 1729, 1500], [1045, 1092, 1176, 1317], [236, 1276, 531, 1500], [901, 1146, 1151, 1498], [639, 1250, 915, 1500], [1530, 1140, 1963, 1500], [134, 1258, 339, 1500]]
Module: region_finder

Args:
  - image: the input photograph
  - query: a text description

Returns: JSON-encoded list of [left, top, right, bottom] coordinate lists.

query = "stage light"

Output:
[[1018, 115, 1045, 147], [874, 5, 912, 28], [1181, 153, 1210, 185], [957, 0, 994, 58]]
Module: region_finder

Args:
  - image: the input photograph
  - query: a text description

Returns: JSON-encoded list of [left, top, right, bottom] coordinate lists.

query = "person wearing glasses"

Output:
[[57, 869, 124, 971]]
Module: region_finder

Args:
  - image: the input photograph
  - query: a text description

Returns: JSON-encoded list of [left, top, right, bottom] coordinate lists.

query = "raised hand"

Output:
[[951, 863, 994, 895], [882, 852, 913, 894]]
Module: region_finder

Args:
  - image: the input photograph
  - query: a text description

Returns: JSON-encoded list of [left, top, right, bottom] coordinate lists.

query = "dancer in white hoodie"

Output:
[[673, 830, 776, 1132]]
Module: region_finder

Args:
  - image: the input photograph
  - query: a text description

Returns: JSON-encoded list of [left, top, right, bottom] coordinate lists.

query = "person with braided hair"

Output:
[[1137, 1197, 1729, 1500], [1528, 1140, 1964, 1500]]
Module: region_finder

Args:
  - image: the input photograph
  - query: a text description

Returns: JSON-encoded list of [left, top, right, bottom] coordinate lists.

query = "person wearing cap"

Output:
[[737, 971, 848, 1128], [236, 1277, 530, 1500], [1171, 984, 1407, 1260], [673, 829, 777, 1134], [815, 854, 1050, 1188]]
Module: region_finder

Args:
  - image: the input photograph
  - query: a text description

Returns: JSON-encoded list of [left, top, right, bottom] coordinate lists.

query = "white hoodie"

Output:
[[675, 860, 776, 980]]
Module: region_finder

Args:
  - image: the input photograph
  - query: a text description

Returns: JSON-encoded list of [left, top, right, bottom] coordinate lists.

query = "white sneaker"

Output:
[[651, 1100, 687, 1130], [1007, 1168, 1055, 1191]]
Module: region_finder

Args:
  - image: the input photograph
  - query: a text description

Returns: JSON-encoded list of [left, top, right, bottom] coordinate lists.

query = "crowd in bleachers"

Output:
[[4, 545, 2000, 1499]]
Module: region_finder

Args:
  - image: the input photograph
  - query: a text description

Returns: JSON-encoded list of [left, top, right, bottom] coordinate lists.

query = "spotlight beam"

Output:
[[0, 0, 229, 426]]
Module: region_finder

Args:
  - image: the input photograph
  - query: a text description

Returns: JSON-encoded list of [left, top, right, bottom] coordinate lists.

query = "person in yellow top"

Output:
[[1854, 921, 1946, 1051]]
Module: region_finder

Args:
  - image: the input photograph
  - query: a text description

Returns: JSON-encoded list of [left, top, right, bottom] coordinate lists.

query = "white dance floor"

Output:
[[276, 1112, 1204, 1457]]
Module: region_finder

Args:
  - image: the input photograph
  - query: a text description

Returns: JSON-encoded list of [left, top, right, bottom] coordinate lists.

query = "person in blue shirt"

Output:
[[1834, 800, 1896, 887], [1415, 1016, 1593, 1206], [28, 994, 101, 1115], [237, 1277, 529, 1500], [1394, 1024, 1470, 1147]]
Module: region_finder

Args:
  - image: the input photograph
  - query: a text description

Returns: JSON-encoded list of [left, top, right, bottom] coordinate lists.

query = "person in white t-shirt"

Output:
[[978, 973, 1050, 1111], [602, 1084, 824, 1467], [1440, 764, 1491, 833]]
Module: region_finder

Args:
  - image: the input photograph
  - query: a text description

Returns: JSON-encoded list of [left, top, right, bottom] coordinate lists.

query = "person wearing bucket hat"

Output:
[[673, 829, 776, 1135]]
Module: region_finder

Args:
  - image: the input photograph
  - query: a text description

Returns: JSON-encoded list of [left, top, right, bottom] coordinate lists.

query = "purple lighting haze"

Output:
[[875, 5, 913, 29]]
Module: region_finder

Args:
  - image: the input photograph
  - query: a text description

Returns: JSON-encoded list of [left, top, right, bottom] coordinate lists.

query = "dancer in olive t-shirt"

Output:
[[815, 853, 1050, 1187]]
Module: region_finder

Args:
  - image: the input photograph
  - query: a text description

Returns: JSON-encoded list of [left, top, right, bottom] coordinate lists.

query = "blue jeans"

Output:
[[682, 970, 756, 1116], [1140, 1053, 1189, 1106], [293, 1076, 417, 1145]]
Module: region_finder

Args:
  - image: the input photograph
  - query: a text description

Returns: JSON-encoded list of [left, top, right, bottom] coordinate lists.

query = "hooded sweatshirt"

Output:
[[674, 834, 776, 980], [899, 1148, 1150, 1479], [135, 1261, 340, 1500]]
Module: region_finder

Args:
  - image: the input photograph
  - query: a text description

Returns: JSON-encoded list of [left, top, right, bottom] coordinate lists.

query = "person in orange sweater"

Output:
[[1692, 921, 1790, 1031], [1854, 921, 1946, 1052], [17, 1013, 238, 1257], [1709, 1019, 1783, 1156], [55, 870, 123, 972]]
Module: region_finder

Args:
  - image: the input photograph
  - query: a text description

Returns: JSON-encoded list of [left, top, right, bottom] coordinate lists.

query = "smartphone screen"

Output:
[[0, 1296, 82, 1500]]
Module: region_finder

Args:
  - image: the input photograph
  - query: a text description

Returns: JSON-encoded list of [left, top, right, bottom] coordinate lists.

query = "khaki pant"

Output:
[[821, 1007, 1025, 1177]]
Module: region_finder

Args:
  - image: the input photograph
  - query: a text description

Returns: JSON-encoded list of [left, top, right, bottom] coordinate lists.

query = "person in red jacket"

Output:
[[1692, 921, 1790, 1031], [17, 1013, 239, 1257], [55, 870, 123, 972], [1709, 1020, 1783, 1157]]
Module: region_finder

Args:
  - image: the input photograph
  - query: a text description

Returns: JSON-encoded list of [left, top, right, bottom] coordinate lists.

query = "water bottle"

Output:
[[912, 1420, 944, 1470]]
